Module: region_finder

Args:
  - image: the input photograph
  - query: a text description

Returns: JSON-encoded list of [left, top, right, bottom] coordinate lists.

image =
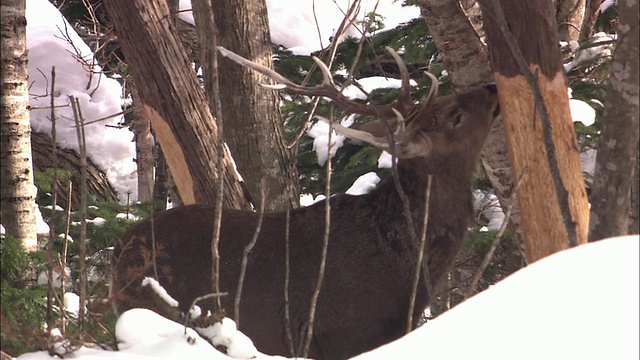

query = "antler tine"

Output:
[[384, 46, 412, 110], [316, 116, 394, 152], [217, 46, 295, 88], [391, 107, 405, 136], [310, 56, 335, 88], [422, 71, 439, 110], [217, 46, 400, 117]]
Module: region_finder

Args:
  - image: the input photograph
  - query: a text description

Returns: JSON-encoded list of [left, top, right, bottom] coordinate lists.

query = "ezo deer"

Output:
[[110, 47, 500, 359]]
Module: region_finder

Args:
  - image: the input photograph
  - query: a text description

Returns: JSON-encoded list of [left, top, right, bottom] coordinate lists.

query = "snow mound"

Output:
[[354, 235, 640, 360]]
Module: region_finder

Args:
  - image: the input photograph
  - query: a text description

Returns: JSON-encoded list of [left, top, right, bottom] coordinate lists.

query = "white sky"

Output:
[[13, 1, 632, 359]]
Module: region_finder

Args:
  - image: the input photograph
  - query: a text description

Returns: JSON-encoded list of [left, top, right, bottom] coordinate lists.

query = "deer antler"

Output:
[[217, 45, 439, 158], [217, 46, 416, 119]]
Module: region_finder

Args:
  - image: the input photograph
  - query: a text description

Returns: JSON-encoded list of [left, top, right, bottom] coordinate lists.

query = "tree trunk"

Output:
[[418, 0, 527, 262], [0, 0, 37, 251], [556, 0, 585, 41], [191, 0, 300, 211], [129, 83, 154, 203], [480, 0, 589, 263], [630, 150, 639, 235], [31, 131, 118, 207], [579, 0, 603, 40], [103, 0, 251, 210], [588, 0, 639, 241]]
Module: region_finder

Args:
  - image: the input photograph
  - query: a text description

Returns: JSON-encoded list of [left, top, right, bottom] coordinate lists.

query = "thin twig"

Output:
[[71, 107, 135, 127], [485, 0, 579, 248], [386, 109, 435, 330], [283, 208, 295, 356], [70, 95, 88, 334], [183, 292, 229, 331], [46, 66, 58, 331], [300, 3, 364, 354], [286, 0, 364, 149], [205, 6, 225, 313], [60, 180, 73, 334], [407, 175, 433, 334], [464, 167, 528, 299], [302, 108, 335, 358], [234, 180, 267, 327]]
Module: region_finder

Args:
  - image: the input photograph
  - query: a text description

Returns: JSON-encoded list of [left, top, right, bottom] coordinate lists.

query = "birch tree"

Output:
[[1, 0, 38, 251], [588, 0, 639, 240]]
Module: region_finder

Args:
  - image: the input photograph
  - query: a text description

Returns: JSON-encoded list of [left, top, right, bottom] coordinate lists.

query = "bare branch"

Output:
[[302, 108, 335, 358], [407, 174, 433, 333], [234, 180, 267, 327], [70, 95, 88, 334], [46, 66, 58, 331], [464, 167, 528, 299]]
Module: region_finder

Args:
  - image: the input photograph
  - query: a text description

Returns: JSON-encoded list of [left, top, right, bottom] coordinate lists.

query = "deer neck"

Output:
[[367, 157, 475, 253]]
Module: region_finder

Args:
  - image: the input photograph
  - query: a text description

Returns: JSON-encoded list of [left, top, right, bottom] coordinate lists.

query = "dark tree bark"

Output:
[[31, 131, 118, 207], [103, 0, 251, 210], [1, 0, 37, 251], [480, 0, 589, 262], [556, 0, 585, 41], [588, 0, 639, 241], [630, 151, 639, 235], [579, 0, 603, 40], [191, 0, 300, 211]]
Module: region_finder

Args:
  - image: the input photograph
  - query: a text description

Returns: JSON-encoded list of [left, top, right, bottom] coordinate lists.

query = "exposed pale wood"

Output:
[[418, 0, 528, 283], [482, 0, 589, 262], [129, 83, 154, 203], [495, 71, 589, 260]]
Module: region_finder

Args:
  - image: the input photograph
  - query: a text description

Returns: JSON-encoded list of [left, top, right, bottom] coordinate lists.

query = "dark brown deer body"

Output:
[[111, 48, 499, 359]]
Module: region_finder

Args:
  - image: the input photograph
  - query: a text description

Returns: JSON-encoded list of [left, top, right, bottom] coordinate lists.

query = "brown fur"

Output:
[[111, 84, 499, 359]]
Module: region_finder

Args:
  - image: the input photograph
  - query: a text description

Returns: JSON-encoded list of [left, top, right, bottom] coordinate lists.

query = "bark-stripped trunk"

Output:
[[480, 0, 589, 262], [418, 0, 527, 262], [588, 0, 639, 241], [129, 83, 154, 203], [103, 0, 250, 209], [191, 0, 299, 211], [0, 0, 38, 251]]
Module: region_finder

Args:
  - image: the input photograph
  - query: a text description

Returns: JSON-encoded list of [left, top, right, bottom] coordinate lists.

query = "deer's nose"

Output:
[[486, 84, 497, 94]]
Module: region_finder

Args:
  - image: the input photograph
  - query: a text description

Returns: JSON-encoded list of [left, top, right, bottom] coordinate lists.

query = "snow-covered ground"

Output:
[[354, 235, 640, 360], [16, 235, 639, 360]]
